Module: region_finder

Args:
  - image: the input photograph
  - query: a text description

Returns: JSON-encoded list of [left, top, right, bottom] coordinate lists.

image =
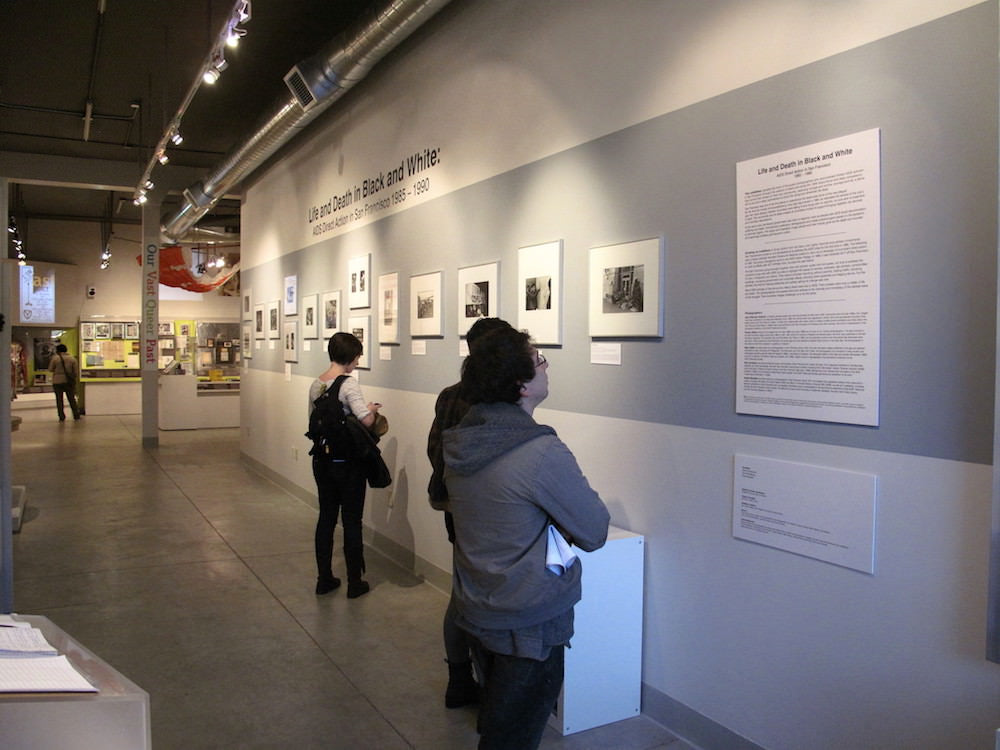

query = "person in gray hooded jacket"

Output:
[[443, 327, 610, 750]]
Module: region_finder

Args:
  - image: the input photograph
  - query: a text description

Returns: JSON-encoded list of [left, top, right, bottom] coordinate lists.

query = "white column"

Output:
[[140, 201, 160, 450]]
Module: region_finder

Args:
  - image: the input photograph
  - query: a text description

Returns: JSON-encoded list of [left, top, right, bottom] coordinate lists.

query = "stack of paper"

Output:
[[0, 625, 59, 657], [0, 618, 97, 693]]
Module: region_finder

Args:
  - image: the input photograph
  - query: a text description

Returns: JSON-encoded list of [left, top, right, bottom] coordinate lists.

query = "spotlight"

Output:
[[157, 152, 169, 165], [134, 193, 148, 206], [203, 67, 221, 85], [226, 26, 246, 48], [7, 218, 15, 234], [144, 179, 155, 190], [170, 131, 183, 145], [236, 1, 251, 23]]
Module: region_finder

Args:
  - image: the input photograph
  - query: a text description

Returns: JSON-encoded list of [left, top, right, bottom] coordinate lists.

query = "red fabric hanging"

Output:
[[136, 245, 240, 292]]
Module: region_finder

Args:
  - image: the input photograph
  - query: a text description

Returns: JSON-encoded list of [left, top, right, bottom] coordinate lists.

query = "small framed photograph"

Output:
[[378, 272, 399, 344], [267, 301, 280, 339], [410, 271, 443, 337], [110, 322, 125, 339], [242, 324, 252, 358], [158, 322, 174, 336], [284, 275, 298, 316], [254, 304, 265, 338], [589, 236, 664, 338], [125, 322, 139, 339], [321, 290, 342, 338], [283, 319, 299, 362], [80, 322, 95, 339], [349, 315, 371, 369], [457, 262, 498, 337], [517, 240, 562, 345], [95, 323, 111, 339], [301, 293, 319, 339], [349, 254, 371, 309], [242, 287, 253, 321]]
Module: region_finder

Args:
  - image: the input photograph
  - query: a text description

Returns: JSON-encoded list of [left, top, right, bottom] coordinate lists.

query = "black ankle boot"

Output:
[[316, 576, 341, 595], [346, 580, 370, 599], [445, 661, 479, 708]]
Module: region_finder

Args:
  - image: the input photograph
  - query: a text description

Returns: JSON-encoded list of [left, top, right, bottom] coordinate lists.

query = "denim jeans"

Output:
[[471, 641, 564, 750]]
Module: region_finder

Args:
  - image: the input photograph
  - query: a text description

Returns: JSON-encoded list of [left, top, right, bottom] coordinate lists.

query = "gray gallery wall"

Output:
[[246, 3, 997, 465]]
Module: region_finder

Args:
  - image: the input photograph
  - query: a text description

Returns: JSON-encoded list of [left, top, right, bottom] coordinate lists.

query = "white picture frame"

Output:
[[80, 322, 95, 339], [267, 300, 280, 339], [242, 324, 253, 359], [283, 275, 298, 315], [410, 270, 443, 337], [588, 237, 664, 338], [349, 315, 371, 369], [457, 261, 499, 337], [349, 254, 371, 309], [301, 293, 319, 339], [242, 287, 253, 321], [378, 272, 399, 344], [321, 290, 342, 338], [283, 319, 299, 362], [517, 240, 562, 345]]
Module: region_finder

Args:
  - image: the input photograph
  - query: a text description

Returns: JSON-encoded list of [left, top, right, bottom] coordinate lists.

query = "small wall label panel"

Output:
[[733, 454, 877, 574]]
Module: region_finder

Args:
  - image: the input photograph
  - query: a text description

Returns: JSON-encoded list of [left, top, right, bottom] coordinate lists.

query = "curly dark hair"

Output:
[[327, 331, 363, 365], [460, 327, 535, 404]]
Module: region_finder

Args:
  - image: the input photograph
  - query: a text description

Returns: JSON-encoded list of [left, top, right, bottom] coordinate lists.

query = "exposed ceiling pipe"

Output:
[[161, 0, 453, 242]]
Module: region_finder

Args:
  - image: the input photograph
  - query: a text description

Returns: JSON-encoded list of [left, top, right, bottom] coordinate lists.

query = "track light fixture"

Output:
[[133, 0, 252, 203]]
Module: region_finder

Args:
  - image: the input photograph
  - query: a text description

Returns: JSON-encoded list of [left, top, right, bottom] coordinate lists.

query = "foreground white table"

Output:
[[0, 615, 151, 750]]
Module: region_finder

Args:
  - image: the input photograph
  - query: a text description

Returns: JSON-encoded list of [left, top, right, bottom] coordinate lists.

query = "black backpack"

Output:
[[306, 375, 371, 461]]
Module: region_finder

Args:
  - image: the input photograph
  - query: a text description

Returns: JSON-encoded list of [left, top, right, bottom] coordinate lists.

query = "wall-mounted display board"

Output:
[[736, 128, 881, 426], [79, 320, 142, 378]]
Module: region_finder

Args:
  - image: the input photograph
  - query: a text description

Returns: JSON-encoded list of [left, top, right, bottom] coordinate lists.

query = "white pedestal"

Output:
[[549, 525, 644, 735], [159, 374, 239, 430], [82, 381, 141, 415], [0, 615, 150, 750]]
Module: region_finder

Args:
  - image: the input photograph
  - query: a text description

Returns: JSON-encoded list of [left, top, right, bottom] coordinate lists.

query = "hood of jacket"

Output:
[[442, 402, 555, 476]]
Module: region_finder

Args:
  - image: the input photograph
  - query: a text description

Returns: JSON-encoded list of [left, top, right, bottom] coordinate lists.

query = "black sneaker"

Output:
[[315, 576, 341, 595]]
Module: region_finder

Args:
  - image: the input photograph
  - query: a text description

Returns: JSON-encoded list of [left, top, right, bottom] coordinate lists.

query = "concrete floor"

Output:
[[9, 401, 694, 749]]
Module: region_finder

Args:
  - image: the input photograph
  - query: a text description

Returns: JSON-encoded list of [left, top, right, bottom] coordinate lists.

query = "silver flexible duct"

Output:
[[161, 0, 452, 242]]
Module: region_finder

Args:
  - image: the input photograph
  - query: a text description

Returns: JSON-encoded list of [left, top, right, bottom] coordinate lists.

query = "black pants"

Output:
[[312, 457, 367, 582], [53, 382, 79, 421]]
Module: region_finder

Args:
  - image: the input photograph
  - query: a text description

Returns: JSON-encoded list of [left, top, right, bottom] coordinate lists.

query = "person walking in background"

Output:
[[48, 343, 80, 422], [427, 317, 513, 709], [443, 327, 610, 749], [308, 332, 382, 599]]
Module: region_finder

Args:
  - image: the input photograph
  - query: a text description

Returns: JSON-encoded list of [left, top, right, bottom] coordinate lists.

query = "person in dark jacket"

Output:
[[443, 327, 610, 750], [427, 317, 513, 708], [48, 343, 80, 421]]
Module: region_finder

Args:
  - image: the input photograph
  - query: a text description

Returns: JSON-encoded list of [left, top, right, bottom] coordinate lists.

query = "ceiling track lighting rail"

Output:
[[133, 0, 252, 207]]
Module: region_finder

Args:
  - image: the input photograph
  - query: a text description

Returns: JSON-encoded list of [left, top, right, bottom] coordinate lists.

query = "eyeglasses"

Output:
[[534, 352, 547, 368]]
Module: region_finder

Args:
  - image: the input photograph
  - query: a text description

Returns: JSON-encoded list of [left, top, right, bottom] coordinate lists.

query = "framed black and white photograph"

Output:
[[80, 322, 95, 339], [253, 304, 265, 338], [301, 293, 319, 339], [284, 275, 298, 316], [589, 237, 664, 338], [242, 287, 253, 321], [267, 301, 280, 340], [349, 254, 371, 309], [95, 322, 111, 339], [158, 322, 174, 336], [321, 290, 342, 338], [283, 319, 299, 362], [457, 262, 498, 337], [349, 315, 371, 369], [125, 322, 139, 339], [517, 240, 562, 345], [110, 322, 125, 339], [242, 324, 253, 359], [378, 272, 399, 344], [410, 270, 443, 337]]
